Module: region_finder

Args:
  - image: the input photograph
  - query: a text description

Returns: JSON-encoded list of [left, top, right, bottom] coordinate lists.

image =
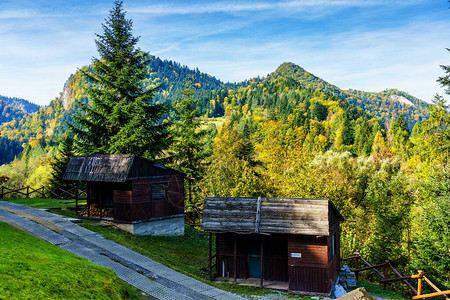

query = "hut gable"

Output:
[[202, 197, 343, 236], [202, 197, 258, 233], [62, 154, 183, 182]]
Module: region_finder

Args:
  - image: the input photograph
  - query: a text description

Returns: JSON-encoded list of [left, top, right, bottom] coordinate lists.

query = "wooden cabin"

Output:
[[63, 154, 185, 236], [201, 197, 344, 295]]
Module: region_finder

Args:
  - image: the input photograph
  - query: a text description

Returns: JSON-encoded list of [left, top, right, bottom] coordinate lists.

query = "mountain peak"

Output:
[[274, 62, 304, 74]]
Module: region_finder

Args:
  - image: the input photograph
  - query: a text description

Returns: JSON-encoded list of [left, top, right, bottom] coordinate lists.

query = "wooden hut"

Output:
[[201, 197, 344, 295], [63, 154, 185, 236]]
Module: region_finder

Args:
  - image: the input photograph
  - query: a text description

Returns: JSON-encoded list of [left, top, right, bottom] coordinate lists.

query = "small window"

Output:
[[332, 232, 337, 258], [152, 183, 167, 200]]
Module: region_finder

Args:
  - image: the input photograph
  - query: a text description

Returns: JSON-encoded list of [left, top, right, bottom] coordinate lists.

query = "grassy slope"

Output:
[[357, 282, 409, 300], [0, 221, 140, 300], [0, 197, 85, 209]]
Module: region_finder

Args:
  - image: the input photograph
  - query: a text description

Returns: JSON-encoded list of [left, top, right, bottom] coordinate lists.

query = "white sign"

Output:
[[290, 253, 302, 258]]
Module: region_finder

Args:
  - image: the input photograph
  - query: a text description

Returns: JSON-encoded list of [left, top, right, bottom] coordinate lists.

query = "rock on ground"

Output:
[[336, 287, 376, 300]]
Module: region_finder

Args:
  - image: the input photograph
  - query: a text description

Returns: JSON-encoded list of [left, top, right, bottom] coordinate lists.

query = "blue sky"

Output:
[[0, 0, 449, 105]]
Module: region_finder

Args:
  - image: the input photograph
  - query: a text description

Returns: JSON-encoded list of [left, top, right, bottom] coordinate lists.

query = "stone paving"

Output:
[[0, 201, 248, 300]]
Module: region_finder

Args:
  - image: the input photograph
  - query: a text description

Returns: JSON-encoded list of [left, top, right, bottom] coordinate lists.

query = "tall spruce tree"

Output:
[[168, 81, 208, 223], [70, 0, 168, 158], [390, 114, 411, 158], [49, 135, 74, 193], [169, 81, 207, 179], [437, 48, 450, 95]]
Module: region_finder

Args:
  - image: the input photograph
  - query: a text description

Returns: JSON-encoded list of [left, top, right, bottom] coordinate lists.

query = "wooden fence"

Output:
[[0, 185, 86, 199], [343, 252, 450, 299]]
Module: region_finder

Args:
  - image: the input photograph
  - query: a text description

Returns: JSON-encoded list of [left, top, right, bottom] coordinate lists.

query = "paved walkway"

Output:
[[0, 201, 247, 300]]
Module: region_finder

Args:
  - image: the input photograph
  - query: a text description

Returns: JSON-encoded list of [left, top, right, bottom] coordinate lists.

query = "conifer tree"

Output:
[[49, 135, 74, 193], [437, 48, 450, 95], [70, 0, 168, 158], [168, 81, 208, 223], [169, 81, 207, 179], [390, 114, 410, 158]]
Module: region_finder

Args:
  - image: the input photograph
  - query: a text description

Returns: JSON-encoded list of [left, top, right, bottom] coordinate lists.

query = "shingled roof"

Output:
[[201, 197, 343, 236], [62, 154, 183, 183]]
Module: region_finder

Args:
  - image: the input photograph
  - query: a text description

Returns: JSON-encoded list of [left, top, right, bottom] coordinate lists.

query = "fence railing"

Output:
[[343, 252, 450, 299], [0, 185, 86, 199]]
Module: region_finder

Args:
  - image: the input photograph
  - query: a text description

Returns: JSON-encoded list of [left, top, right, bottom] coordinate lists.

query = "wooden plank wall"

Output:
[[328, 206, 342, 229], [288, 234, 329, 293], [216, 233, 248, 278], [215, 231, 340, 294], [113, 190, 132, 204], [288, 235, 328, 268], [216, 233, 289, 281], [260, 198, 329, 236], [263, 234, 288, 281], [129, 156, 183, 178], [127, 176, 184, 221], [202, 198, 257, 233], [326, 225, 341, 291], [202, 197, 332, 236], [288, 266, 328, 293]]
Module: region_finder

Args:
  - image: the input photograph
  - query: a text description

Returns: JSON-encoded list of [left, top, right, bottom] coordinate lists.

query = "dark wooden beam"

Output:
[[389, 264, 417, 294], [99, 190, 103, 220], [87, 183, 91, 217], [209, 232, 212, 281], [380, 275, 413, 284], [216, 234, 219, 278], [352, 262, 388, 273], [260, 236, 264, 288], [75, 182, 78, 215], [234, 235, 237, 284]]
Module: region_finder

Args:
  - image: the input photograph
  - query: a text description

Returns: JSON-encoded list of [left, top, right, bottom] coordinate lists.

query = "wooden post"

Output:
[[260, 236, 264, 288], [355, 252, 360, 281], [27, 185, 30, 198], [99, 191, 103, 220], [75, 182, 78, 215], [383, 260, 389, 289], [417, 270, 424, 297], [209, 232, 212, 281], [234, 235, 237, 284], [87, 184, 91, 217], [216, 235, 219, 278]]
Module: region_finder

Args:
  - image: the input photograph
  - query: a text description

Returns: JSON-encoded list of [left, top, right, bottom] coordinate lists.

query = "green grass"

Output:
[[356, 281, 409, 300], [0, 197, 86, 209], [204, 116, 227, 129], [0, 221, 141, 300]]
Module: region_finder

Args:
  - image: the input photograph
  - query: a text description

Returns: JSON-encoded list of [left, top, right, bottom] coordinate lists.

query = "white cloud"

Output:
[[129, 0, 424, 16]]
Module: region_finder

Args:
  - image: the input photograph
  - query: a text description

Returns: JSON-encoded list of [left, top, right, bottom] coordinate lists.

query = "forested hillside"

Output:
[[0, 95, 40, 114], [0, 99, 27, 125], [270, 63, 429, 130], [0, 57, 231, 146], [346, 88, 428, 129], [0, 60, 429, 148], [0, 96, 41, 164]]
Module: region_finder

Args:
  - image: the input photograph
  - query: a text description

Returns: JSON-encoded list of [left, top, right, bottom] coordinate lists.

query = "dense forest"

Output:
[[0, 1, 448, 296], [0, 95, 40, 115]]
